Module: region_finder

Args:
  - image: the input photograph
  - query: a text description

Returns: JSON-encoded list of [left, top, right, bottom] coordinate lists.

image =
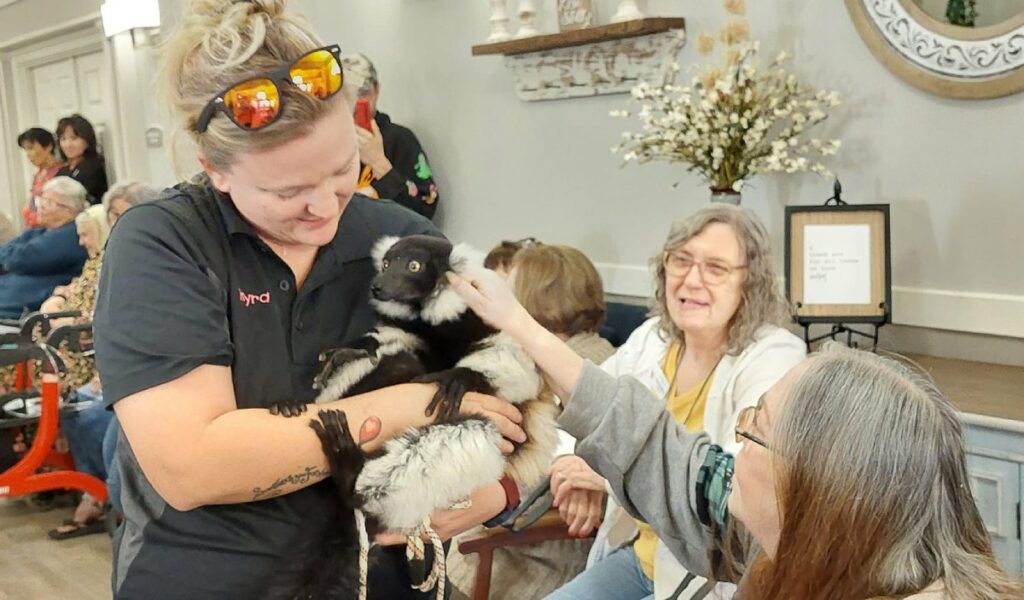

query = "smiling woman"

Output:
[[445, 267, 1024, 599], [91, 1, 522, 599], [535, 204, 806, 599]]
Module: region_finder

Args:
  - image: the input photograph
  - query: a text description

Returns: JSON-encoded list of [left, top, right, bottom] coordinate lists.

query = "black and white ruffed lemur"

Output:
[[271, 235, 558, 599], [316, 234, 558, 530]]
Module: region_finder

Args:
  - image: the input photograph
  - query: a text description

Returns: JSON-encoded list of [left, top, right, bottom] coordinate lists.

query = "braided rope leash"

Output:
[[355, 509, 369, 600], [406, 517, 448, 600]]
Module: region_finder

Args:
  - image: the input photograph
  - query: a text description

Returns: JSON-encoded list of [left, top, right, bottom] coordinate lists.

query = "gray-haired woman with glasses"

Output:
[[544, 204, 806, 599]]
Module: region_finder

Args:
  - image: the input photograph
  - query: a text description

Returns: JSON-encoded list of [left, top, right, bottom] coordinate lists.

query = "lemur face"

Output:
[[371, 235, 454, 304]]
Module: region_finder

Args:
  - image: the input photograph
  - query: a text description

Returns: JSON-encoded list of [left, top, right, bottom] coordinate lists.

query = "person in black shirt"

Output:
[[93, 2, 522, 599], [342, 53, 441, 220], [55, 114, 108, 205]]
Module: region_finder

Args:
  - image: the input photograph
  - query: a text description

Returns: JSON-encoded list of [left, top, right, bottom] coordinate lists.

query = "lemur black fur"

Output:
[[267, 235, 558, 600]]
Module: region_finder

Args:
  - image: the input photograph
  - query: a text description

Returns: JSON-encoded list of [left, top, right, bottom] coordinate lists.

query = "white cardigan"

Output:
[[588, 317, 806, 599]]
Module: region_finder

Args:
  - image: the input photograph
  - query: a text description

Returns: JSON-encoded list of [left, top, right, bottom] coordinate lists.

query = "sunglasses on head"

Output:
[[194, 45, 344, 133]]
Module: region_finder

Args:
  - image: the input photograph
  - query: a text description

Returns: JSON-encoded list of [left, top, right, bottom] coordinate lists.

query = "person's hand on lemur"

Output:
[[355, 120, 392, 178], [446, 266, 533, 336]]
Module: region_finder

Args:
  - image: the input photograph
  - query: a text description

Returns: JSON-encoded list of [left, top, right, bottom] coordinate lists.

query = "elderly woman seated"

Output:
[[0, 176, 88, 318], [449, 243, 615, 600], [41, 181, 157, 539]]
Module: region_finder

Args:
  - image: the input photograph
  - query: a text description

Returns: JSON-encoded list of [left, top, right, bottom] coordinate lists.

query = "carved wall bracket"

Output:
[[473, 18, 686, 102]]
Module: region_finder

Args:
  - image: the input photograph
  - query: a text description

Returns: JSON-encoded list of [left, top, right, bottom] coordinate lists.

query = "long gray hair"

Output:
[[748, 345, 1024, 599]]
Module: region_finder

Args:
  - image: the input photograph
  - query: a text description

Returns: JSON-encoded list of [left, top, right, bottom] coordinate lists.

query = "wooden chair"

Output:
[[457, 508, 592, 600]]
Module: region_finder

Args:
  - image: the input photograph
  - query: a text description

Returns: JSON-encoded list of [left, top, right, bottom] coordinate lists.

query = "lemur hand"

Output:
[[446, 266, 533, 336]]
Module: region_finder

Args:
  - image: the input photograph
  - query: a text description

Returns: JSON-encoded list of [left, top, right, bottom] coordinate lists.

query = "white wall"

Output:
[[0, 0, 177, 225], [3, 1, 1021, 352], [305, 0, 1024, 341]]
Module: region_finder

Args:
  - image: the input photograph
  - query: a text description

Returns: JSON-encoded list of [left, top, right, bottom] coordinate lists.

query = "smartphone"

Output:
[[355, 98, 373, 131]]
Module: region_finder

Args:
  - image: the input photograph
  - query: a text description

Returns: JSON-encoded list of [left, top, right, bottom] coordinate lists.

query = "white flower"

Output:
[[732, 180, 745, 192]]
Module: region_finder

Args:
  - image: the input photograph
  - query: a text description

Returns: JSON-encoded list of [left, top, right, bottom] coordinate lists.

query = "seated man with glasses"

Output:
[[0, 176, 89, 318], [544, 204, 806, 600]]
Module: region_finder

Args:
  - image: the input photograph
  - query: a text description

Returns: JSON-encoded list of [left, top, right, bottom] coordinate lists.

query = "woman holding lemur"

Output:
[[449, 267, 1024, 600], [93, 1, 523, 598]]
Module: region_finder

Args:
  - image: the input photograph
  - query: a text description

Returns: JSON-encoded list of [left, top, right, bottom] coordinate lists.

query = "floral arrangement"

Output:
[[611, 0, 842, 193]]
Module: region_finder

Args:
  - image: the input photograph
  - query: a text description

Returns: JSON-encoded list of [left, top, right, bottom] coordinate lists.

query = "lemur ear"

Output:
[[448, 242, 485, 274], [371, 236, 401, 271]]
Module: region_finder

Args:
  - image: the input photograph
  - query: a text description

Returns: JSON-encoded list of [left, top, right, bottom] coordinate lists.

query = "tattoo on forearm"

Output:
[[252, 465, 331, 500], [357, 416, 382, 447]]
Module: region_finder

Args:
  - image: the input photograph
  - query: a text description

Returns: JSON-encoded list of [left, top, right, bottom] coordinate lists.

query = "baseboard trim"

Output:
[[595, 263, 1024, 339]]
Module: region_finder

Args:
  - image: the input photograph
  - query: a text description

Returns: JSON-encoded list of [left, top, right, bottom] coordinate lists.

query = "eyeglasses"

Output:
[[734, 404, 770, 450], [36, 194, 75, 212], [664, 252, 746, 286], [194, 45, 344, 133]]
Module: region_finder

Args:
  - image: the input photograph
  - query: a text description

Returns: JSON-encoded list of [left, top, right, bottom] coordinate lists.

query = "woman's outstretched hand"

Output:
[[446, 266, 533, 335]]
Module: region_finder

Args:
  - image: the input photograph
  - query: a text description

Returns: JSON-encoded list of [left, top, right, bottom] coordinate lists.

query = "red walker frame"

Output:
[[0, 339, 107, 503]]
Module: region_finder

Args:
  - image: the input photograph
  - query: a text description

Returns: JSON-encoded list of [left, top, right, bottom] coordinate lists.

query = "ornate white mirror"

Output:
[[845, 0, 1024, 98]]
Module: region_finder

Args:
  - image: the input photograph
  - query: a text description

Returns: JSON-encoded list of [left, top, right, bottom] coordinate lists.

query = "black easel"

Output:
[[792, 179, 890, 351]]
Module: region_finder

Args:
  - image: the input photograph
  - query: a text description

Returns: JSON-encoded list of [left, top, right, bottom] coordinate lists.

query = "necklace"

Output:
[[665, 347, 723, 427]]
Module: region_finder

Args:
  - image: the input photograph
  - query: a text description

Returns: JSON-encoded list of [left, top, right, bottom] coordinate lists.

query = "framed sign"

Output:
[[784, 203, 891, 325], [557, 0, 594, 31]]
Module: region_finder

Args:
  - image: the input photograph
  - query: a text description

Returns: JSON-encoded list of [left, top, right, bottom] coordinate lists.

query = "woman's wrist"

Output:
[[483, 476, 520, 527]]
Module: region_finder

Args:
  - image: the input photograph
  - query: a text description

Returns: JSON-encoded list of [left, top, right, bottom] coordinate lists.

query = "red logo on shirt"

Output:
[[238, 288, 271, 307]]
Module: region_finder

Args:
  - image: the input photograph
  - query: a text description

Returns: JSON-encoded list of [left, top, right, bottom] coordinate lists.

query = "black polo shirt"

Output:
[[94, 176, 439, 599]]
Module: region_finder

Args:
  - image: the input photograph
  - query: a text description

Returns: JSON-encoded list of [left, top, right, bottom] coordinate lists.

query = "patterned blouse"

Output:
[[0, 253, 103, 394], [58, 252, 103, 390]]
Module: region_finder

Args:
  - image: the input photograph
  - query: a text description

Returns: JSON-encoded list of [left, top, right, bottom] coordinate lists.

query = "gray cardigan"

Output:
[[558, 360, 737, 593], [557, 362, 952, 600]]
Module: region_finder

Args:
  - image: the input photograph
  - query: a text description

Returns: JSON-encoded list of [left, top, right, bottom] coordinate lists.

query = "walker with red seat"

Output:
[[0, 312, 107, 505]]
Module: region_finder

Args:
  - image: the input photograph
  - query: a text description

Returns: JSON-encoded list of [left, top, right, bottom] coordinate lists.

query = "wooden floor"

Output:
[[0, 497, 112, 600]]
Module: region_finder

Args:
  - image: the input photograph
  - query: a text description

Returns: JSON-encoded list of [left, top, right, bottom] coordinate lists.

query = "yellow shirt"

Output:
[[633, 342, 715, 581]]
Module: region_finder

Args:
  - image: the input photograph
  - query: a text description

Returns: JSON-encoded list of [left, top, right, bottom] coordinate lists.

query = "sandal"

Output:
[[48, 517, 106, 540]]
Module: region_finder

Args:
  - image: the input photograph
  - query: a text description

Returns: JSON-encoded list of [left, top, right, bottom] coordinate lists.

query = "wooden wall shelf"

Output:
[[471, 17, 687, 102], [472, 17, 685, 57]]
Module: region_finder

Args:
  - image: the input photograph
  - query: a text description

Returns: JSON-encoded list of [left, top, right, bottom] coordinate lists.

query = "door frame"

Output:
[[0, 12, 123, 225]]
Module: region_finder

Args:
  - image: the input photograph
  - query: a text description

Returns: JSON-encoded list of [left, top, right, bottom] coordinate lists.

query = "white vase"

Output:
[[710, 188, 741, 205], [610, 0, 645, 23], [486, 0, 512, 43], [515, 0, 540, 38]]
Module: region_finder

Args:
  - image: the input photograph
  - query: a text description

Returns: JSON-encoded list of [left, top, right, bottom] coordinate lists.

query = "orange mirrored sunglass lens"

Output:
[[290, 50, 342, 98], [223, 78, 281, 129]]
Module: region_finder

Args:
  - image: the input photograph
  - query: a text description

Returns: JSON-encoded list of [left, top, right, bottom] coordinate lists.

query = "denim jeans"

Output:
[[60, 385, 113, 481], [544, 546, 654, 600]]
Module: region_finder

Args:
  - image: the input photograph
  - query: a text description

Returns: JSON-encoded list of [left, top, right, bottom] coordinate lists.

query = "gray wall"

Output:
[[305, 0, 1024, 343], [2, 0, 1021, 364], [0, 0, 101, 44]]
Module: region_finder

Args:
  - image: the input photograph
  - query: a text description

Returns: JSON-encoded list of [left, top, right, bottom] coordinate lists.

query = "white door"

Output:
[[73, 51, 115, 157], [31, 58, 79, 134], [28, 50, 114, 169]]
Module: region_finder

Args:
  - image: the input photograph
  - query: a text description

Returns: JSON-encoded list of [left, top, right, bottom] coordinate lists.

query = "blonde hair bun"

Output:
[[160, 0, 337, 172], [191, 0, 285, 21]]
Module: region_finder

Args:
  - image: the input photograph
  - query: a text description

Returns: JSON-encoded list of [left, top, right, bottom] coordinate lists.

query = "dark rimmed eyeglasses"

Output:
[[734, 403, 770, 450], [194, 45, 344, 133]]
